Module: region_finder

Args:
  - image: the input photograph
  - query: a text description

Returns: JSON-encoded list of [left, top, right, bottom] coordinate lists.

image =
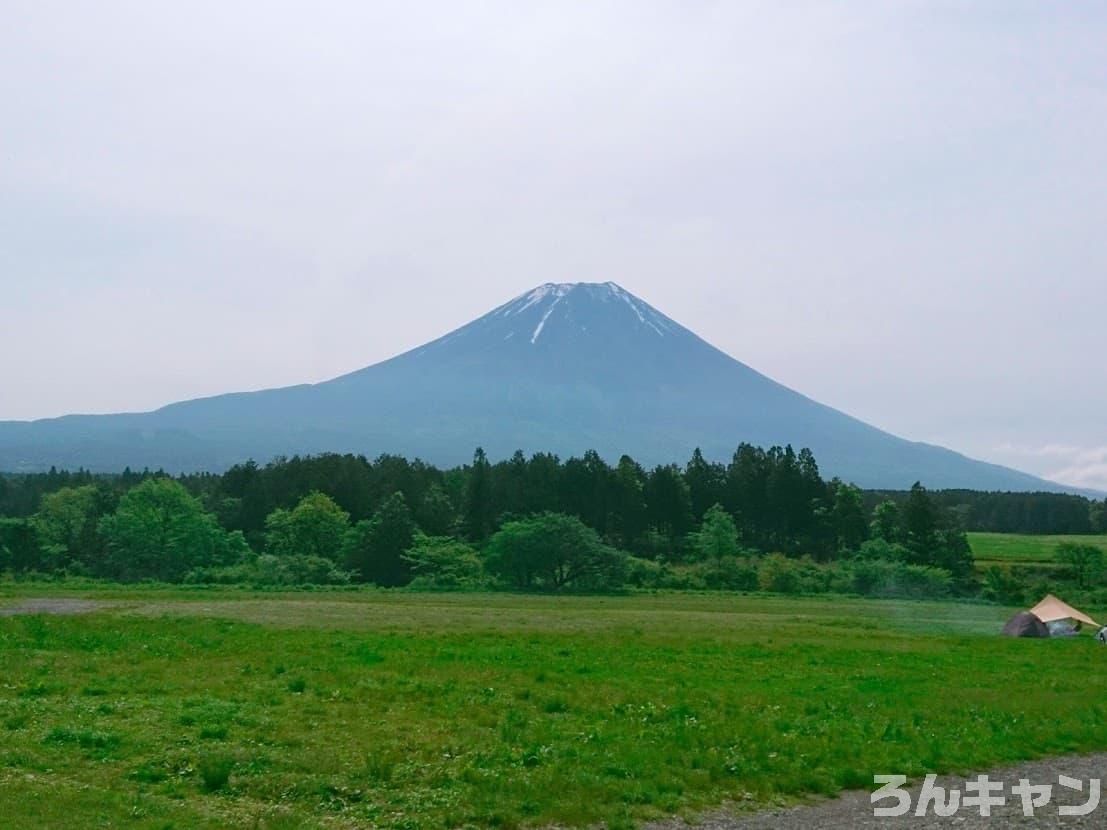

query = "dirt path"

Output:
[[650, 754, 1107, 829], [0, 597, 116, 616]]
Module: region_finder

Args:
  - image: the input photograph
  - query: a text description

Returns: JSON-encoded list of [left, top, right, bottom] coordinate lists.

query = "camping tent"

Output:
[[1028, 595, 1098, 628], [1001, 595, 1099, 638], [1001, 611, 1050, 638]]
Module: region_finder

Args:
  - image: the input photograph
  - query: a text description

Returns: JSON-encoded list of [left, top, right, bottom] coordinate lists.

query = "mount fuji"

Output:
[[0, 282, 1068, 491]]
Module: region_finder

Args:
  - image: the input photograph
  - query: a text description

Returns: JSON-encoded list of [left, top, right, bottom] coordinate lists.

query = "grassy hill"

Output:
[[969, 532, 1107, 574]]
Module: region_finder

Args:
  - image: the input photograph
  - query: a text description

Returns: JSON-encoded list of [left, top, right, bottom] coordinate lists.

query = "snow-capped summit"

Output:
[[494, 282, 674, 342], [0, 283, 1071, 492], [409, 282, 681, 357]]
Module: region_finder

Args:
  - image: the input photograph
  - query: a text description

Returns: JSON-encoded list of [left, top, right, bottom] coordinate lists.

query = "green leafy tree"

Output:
[[402, 533, 484, 588], [758, 553, 800, 593], [342, 492, 416, 586], [931, 528, 976, 590], [831, 482, 868, 553], [33, 485, 111, 573], [264, 491, 349, 561], [870, 500, 901, 543], [268, 554, 351, 586], [896, 483, 974, 590], [982, 566, 1028, 606], [855, 538, 909, 562], [483, 513, 628, 591], [99, 478, 246, 582], [1056, 542, 1104, 589], [1091, 500, 1107, 534], [689, 504, 740, 564], [415, 483, 456, 536]]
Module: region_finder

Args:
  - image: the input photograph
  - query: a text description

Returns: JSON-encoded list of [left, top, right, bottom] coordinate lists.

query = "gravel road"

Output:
[[649, 754, 1107, 829]]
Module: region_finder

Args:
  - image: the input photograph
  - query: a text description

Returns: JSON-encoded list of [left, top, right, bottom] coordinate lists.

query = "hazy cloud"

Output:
[[995, 444, 1107, 492]]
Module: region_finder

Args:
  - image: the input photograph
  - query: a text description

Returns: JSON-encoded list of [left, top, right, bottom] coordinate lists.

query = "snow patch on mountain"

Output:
[[503, 283, 574, 317], [531, 293, 565, 343]]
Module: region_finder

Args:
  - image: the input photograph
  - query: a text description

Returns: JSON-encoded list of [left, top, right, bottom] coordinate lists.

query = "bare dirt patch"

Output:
[[0, 597, 116, 616]]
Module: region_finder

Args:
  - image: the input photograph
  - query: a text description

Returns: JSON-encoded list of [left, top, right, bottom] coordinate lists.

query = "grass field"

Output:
[[968, 532, 1107, 572], [3, 587, 1107, 829]]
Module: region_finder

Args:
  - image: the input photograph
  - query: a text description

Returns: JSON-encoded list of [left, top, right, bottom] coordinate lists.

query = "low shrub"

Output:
[[186, 554, 351, 587], [197, 754, 234, 792], [843, 559, 952, 599]]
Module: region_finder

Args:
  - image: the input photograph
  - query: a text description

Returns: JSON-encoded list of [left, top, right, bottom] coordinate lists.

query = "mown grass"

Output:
[[2, 589, 1107, 828], [969, 531, 1107, 572]]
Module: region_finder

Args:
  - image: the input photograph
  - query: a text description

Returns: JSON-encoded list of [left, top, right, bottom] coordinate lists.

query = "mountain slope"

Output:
[[0, 282, 1073, 491]]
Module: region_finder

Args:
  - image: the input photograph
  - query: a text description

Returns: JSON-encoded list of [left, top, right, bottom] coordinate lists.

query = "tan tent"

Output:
[[1028, 594, 1099, 628]]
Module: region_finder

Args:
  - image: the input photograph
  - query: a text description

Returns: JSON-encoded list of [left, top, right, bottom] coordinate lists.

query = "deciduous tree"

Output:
[[483, 513, 627, 591], [99, 478, 245, 582]]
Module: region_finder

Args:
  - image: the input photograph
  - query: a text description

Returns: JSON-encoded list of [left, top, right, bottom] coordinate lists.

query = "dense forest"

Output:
[[862, 489, 1105, 535], [1, 447, 1104, 600]]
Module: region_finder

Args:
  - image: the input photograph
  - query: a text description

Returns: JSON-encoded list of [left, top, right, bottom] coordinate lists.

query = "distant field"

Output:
[[3, 587, 1107, 829], [968, 532, 1107, 572]]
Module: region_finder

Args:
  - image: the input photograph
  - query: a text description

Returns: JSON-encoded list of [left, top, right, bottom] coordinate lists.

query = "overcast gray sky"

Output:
[[2, 1, 1105, 489]]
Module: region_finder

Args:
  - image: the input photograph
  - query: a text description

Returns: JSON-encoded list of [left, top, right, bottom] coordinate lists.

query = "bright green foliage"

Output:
[[844, 559, 952, 598], [402, 533, 484, 588], [855, 537, 908, 562], [190, 553, 351, 586], [689, 504, 740, 563], [98, 479, 245, 582], [758, 552, 801, 593], [982, 565, 1029, 605], [33, 485, 111, 573], [1056, 542, 1105, 588], [342, 492, 416, 586], [969, 533, 1107, 565], [870, 499, 901, 542], [264, 491, 349, 561], [484, 512, 628, 590]]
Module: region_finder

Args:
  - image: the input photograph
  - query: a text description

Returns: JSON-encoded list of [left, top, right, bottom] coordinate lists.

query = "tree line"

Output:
[[863, 489, 1105, 535], [4, 462, 1100, 536], [0, 445, 987, 598]]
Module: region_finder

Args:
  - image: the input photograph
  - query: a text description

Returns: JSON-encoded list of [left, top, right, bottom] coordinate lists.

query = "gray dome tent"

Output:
[[1001, 611, 1050, 638]]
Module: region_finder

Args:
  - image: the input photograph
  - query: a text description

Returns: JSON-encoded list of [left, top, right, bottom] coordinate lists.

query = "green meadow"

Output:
[[968, 531, 1107, 572], [2, 588, 1107, 829]]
